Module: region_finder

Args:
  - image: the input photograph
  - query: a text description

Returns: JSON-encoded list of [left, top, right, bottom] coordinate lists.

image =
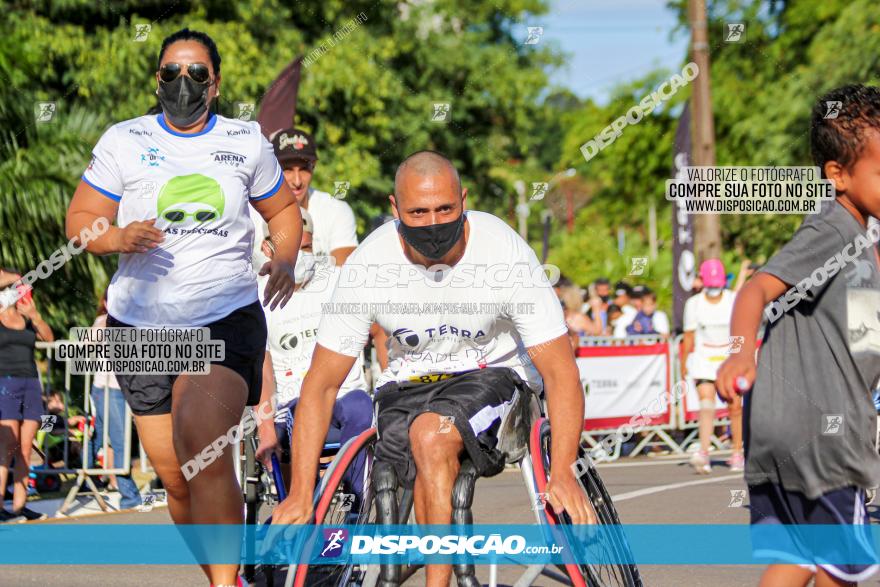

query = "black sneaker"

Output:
[[14, 507, 48, 521], [0, 509, 25, 523]]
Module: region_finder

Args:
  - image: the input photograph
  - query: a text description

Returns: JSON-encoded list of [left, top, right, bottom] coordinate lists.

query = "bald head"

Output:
[[394, 151, 461, 205]]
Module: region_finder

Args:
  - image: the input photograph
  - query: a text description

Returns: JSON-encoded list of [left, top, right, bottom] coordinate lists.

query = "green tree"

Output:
[[0, 0, 561, 332]]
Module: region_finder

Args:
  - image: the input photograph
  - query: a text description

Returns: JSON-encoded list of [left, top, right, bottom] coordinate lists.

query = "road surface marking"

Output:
[[612, 474, 742, 502]]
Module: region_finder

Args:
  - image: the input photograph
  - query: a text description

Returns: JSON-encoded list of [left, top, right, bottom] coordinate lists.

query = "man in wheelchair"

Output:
[[273, 151, 594, 587], [255, 207, 373, 495]]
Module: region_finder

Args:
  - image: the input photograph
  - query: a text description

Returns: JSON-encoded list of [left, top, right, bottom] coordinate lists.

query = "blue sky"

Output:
[[536, 0, 690, 104]]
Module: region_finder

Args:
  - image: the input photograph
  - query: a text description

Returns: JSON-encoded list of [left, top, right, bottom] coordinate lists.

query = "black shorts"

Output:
[[373, 367, 525, 488], [749, 482, 878, 581], [107, 301, 267, 416]]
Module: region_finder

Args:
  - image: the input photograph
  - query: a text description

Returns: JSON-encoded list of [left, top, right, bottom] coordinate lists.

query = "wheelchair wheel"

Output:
[[293, 428, 378, 587], [241, 430, 277, 583], [530, 418, 642, 587]]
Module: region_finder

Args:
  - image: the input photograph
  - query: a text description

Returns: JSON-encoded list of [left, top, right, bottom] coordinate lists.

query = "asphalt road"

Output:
[[2, 454, 865, 587]]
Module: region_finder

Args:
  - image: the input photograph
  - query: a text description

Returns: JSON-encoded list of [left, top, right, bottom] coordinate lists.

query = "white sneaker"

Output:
[[689, 450, 711, 474]]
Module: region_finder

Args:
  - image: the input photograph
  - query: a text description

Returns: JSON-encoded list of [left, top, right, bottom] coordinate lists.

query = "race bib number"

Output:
[[407, 372, 458, 385]]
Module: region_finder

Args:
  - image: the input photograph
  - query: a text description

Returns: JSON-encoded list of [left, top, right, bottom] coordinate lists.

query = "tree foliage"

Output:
[[2, 0, 878, 330]]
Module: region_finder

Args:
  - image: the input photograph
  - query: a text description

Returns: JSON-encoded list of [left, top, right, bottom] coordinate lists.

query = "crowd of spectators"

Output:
[[553, 258, 760, 347], [553, 275, 672, 346]]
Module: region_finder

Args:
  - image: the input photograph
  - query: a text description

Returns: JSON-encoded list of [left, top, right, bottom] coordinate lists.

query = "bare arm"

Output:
[[529, 334, 593, 524], [251, 184, 303, 310], [330, 247, 356, 268], [19, 299, 53, 342], [254, 351, 280, 467], [680, 331, 694, 378], [716, 272, 788, 399], [370, 323, 389, 371], [66, 181, 165, 255]]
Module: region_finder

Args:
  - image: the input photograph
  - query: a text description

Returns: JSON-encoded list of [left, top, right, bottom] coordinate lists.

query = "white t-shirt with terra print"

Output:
[[315, 211, 567, 392], [83, 113, 283, 327], [262, 269, 367, 423], [683, 289, 736, 380]]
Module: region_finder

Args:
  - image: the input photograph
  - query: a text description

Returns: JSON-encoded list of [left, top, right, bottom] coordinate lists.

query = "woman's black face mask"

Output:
[[395, 207, 465, 260], [157, 74, 209, 127]]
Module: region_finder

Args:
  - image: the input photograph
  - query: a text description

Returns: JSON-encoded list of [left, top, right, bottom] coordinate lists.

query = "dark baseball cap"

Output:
[[271, 128, 318, 165]]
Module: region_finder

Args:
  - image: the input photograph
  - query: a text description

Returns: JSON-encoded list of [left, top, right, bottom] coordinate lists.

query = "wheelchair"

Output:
[[284, 385, 643, 587], [238, 417, 353, 585]]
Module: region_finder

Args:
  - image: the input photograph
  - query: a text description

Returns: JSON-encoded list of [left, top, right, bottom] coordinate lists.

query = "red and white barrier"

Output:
[[576, 341, 672, 431], [574, 336, 682, 460]]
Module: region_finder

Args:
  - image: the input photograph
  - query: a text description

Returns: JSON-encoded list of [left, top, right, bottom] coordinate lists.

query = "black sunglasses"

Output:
[[158, 62, 212, 85]]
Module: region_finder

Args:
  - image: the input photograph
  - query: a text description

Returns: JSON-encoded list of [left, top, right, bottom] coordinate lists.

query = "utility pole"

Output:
[[689, 0, 721, 261]]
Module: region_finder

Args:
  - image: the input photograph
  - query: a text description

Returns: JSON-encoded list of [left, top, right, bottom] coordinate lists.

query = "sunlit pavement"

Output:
[[1, 456, 794, 586]]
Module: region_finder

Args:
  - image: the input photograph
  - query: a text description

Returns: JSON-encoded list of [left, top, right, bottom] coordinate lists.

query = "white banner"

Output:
[[576, 353, 667, 423]]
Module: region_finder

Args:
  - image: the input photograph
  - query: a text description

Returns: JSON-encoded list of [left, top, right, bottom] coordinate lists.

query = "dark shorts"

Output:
[[0, 376, 43, 422], [373, 367, 524, 488], [274, 390, 373, 463], [107, 301, 267, 416], [749, 482, 879, 581]]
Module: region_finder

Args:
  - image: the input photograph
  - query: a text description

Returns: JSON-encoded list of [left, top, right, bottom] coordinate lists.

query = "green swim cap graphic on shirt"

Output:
[[156, 174, 225, 225]]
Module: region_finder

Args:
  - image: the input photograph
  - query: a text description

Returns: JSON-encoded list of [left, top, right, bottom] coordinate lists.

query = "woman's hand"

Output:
[[111, 219, 165, 254], [259, 258, 295, 310]]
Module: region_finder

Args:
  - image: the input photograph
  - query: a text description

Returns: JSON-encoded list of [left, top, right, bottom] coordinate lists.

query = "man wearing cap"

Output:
[[681, 258, 742, 474], [250, 128, 359, 271], [254, 206, 372, 491]]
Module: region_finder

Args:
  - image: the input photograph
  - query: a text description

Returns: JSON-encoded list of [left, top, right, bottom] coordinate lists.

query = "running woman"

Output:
[[681, 258, 742, 473], [273, 151, 593, 587], [718, 84, 880, 587], [65, 28, 301, 587]]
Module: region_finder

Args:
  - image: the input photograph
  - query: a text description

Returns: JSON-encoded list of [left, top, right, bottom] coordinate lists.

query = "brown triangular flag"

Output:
[[257, 56, 303, 140]]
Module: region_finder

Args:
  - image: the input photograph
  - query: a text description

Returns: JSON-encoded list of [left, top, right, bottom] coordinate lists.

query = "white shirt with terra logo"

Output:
[[262, 269, 367, 422], [315, 211, 567, 392], [83, 114, 283, 327]]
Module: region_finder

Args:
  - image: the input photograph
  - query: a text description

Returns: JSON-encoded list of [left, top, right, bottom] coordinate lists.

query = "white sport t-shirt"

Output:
[[315, 211, 567, 392], [263, 269, 367, 423], [250, 187, 358, 271], [683, 289, 736, 380], [83, 113, 283, 327]]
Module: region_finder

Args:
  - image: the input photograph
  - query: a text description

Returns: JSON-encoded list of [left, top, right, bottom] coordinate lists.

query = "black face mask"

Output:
[[396, 212, 465, 261], [157, 75, 209, 127]]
